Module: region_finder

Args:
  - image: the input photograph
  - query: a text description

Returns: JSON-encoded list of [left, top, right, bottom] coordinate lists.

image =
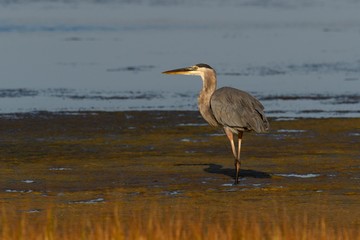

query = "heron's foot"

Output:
[[234, 159, 241, 185]]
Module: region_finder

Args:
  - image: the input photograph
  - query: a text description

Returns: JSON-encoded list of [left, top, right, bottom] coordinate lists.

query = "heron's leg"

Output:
[[237, 132, 243, 161], [224, 128, 237, 159], [234, 132, 243, 185], [224, 128, 240, 184]]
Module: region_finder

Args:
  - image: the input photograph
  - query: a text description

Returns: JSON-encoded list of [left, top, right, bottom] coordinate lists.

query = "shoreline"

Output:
[[0, 109, 359, 119]]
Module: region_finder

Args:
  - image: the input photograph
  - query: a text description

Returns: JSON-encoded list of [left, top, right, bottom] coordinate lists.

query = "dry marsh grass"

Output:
[[1, 204, 359, 240]]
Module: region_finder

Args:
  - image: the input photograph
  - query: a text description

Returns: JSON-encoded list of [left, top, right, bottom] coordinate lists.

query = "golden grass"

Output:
[[1, 204, 359, 240]]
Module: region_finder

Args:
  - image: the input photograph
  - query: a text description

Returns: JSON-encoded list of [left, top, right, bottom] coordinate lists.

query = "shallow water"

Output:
[[0, 112, 359, 229], [0, 0, 360, 117]]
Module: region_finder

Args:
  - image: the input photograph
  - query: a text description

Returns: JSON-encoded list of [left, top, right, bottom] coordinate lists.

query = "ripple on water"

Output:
[[49, 167, 72, 171], [276, 129, 306, 133], [5, 189, 33, 193], [21, 180, 35, 183], [162, 190, 183, 196], [275, 173, 320, 178], [68, 198, 105, 204]]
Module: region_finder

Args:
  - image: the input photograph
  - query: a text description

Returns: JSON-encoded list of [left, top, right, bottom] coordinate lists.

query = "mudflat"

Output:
[[0, 111, 359, 232]]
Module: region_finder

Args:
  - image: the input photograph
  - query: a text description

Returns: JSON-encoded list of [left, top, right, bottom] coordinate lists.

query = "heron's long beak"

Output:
[[162, 66, 193, 75]]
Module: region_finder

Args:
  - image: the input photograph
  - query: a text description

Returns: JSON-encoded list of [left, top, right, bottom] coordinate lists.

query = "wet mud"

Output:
[[0, 111, 359, 229]]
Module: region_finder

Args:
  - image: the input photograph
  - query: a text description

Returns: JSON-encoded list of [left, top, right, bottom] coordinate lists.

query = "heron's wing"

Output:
[[210, 87, 269, 133]]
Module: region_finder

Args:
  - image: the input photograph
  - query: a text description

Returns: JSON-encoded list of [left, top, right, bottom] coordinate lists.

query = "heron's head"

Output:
[[162, 63, 215, 78]]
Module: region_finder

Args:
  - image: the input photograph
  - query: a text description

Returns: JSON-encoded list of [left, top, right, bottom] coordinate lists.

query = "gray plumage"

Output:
[[163, 63, 269, 184], [210, 87, 269, 133]]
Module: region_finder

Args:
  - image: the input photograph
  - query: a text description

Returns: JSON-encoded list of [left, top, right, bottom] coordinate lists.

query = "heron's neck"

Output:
[[198, 71, 218, 127], [201, 71, 217, 94]]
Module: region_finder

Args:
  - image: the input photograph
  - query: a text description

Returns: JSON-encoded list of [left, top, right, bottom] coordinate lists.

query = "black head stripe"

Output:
[[195, 63, 213, 69]]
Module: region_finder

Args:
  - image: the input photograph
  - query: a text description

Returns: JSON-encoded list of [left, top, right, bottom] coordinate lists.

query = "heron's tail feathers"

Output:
[[252, 109, 270, 133]]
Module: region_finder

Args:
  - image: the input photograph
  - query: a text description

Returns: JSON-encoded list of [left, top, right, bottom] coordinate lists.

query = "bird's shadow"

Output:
[[175, 163, 271, 179]]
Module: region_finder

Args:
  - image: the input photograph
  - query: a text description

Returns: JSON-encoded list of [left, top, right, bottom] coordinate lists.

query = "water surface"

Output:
[[0, 0, 359, 117]]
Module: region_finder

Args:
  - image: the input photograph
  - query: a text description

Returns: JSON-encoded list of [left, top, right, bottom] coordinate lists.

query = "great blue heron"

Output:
[[162, 63, 269, 184]]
